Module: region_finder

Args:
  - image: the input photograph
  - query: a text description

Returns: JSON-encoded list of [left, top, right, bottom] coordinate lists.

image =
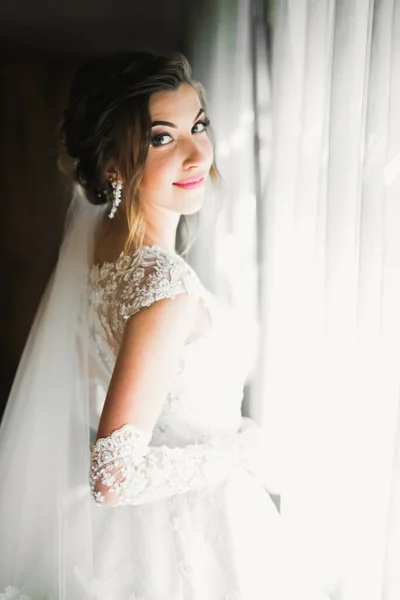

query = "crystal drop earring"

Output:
[[108, 179, 123, 219]]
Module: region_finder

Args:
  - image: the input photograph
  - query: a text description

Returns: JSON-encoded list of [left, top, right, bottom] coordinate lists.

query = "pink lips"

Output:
[[173, 175, 205, 190]]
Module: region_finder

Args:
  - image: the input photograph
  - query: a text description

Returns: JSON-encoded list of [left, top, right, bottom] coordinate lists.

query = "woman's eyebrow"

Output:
[[151, 108, 205, 128]]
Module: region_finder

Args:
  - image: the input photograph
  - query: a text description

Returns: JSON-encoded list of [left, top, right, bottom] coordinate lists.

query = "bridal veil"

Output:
[[0, 185, 104, 597]]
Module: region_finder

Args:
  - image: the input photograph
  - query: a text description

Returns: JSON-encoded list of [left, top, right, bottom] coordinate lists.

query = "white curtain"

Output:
[[257, 1, 400, 598], [186, 0, 263, 418]]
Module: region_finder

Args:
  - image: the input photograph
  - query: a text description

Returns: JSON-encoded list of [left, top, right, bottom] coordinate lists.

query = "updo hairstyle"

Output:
[[57, 50, 218, 252]]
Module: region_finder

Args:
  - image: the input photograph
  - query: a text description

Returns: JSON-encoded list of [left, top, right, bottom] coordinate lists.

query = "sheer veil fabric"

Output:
[[0, 185, 104, 597]]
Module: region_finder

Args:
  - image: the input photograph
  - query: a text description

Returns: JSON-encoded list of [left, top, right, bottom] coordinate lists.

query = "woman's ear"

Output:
[[103, 160, 123, 183]]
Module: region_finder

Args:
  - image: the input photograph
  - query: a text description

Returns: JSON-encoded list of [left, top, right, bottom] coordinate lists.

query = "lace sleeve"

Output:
[[89, 419, 261, 506], [118, 245, 209, 321]]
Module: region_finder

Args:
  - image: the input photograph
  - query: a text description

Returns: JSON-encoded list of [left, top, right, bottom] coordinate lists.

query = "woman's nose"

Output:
[[182, 137, 212, 170]]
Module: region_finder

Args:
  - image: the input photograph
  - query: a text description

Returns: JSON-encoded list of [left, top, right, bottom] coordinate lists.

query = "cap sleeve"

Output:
[[118, 245, 206, 321]]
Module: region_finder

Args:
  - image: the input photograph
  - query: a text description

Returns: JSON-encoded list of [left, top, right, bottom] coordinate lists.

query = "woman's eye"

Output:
[[150, 118, 210, 147], [150, 133, 173, 148], [192, 118, 210, 134]]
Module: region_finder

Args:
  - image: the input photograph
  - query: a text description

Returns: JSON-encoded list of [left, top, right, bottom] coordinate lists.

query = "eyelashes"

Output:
[[150, 118, 211, 148], [192, 117, 210, 133]]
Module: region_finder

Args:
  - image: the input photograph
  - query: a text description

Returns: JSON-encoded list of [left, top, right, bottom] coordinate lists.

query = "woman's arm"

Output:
[[90, 418, 260, 506], [90, 293, 261, 506]]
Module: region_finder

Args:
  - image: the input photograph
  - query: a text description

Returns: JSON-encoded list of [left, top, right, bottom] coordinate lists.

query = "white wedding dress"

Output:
[[84, 244, 285, 600], [0, 242, 307, 600]]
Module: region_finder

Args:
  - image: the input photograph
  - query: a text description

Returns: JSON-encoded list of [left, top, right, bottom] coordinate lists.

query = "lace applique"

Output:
[[87, 245, 212, 376], [89, 421, 261, 507]]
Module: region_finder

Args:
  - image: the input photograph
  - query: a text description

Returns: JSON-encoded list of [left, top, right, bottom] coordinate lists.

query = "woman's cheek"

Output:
[[141, 155, 171, 191], [203, 137, 214, 166]]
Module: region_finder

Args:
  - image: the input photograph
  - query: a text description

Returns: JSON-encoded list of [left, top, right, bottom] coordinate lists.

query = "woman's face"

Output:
[[139, 82, 214, 216]]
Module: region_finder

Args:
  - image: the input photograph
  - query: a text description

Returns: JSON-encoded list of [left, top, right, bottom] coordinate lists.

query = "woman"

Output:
[[0, 51, 307, 600]]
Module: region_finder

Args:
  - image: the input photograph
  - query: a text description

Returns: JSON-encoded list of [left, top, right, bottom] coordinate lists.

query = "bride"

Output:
[[0, 50, 318, 600]]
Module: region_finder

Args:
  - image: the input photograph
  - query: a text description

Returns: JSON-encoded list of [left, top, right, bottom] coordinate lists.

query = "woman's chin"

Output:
[[177, 195, 205, 216]]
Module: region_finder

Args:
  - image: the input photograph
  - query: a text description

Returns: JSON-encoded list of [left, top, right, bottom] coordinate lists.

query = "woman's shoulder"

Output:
[[91, 244, 208, 320], [92, 244, 196, 287]]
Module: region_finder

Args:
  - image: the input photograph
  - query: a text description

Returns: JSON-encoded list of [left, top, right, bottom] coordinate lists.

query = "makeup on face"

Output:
[[149, 108, 210, 148], [151, 107, 205, 129], [138, 83, 214, 219], [172, 174, 205, 189]]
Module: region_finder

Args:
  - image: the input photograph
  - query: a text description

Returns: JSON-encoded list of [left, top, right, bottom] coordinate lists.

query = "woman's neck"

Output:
[[93, 210, 179, 264]]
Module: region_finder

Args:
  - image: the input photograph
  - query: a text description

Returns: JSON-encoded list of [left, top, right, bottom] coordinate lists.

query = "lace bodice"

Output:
[[88, 245, 212, 374], [87, 244, 259, 506]]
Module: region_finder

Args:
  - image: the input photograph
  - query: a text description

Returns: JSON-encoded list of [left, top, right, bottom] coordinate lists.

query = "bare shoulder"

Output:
[[124, 292, 199, 342]]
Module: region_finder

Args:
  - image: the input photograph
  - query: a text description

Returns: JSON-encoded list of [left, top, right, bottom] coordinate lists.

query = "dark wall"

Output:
[[0, 0, 189, 57], [0, 1, 197, 417]]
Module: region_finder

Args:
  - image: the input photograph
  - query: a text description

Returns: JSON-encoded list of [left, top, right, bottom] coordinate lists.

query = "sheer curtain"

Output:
[[186, 0, 264, 418], [257, 1, 400, 598]]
